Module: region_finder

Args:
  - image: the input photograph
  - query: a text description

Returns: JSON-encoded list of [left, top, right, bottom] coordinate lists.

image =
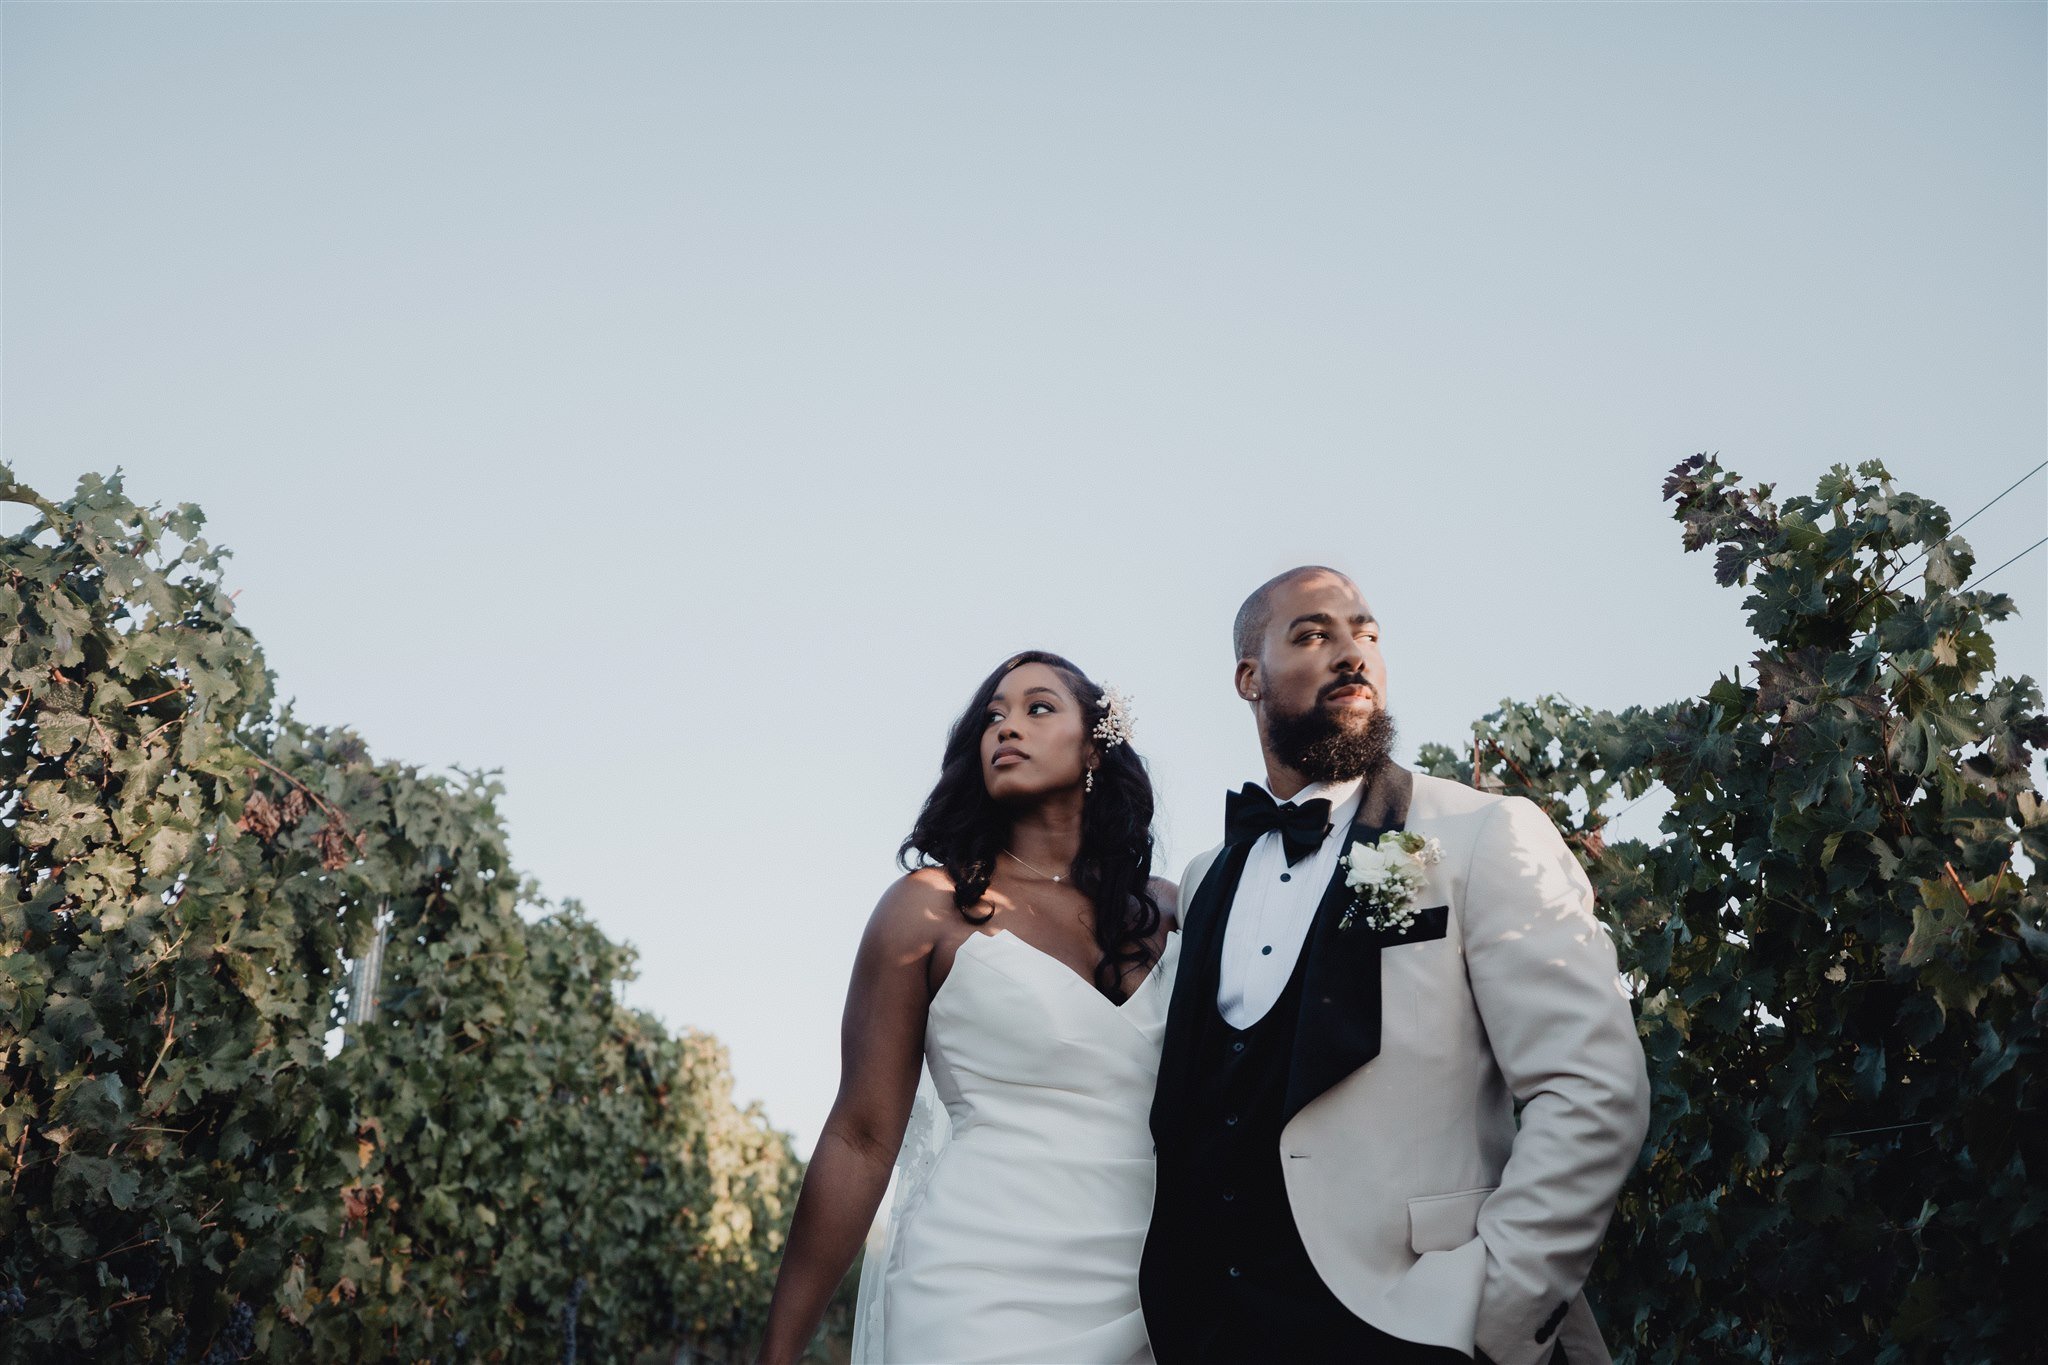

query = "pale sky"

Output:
[[5, 3, 2042, 1154]]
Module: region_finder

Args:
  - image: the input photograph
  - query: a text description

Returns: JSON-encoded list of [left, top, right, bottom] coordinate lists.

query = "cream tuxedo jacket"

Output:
[[1174, 772, 1650, 1365]]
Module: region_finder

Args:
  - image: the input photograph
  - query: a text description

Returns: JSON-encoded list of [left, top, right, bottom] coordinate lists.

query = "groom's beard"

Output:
[[1265, 699, 1396, 786]]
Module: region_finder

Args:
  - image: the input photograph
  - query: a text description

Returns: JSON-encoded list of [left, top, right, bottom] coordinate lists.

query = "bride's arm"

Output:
[[756, 875, 944, 1365]]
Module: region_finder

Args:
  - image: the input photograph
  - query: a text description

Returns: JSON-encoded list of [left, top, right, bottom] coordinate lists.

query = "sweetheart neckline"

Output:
[[934, 927, 1181, 1015]]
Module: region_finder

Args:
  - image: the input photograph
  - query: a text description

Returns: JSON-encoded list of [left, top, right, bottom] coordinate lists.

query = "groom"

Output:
[[1141, 567, 1650, 1365]]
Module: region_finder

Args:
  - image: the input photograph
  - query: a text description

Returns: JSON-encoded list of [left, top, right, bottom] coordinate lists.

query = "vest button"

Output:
[[1222, 1190, 1235, 1202], [1232, 1041, 1245, 1053], [1225, 1114, 1238, 1126], [1228, 1266, 1242, 1278]]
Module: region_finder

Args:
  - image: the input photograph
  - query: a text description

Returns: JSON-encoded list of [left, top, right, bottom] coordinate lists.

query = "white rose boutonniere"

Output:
[[1338, 831, 1444, 934]]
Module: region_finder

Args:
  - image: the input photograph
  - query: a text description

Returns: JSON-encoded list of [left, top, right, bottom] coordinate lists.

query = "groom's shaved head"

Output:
[[1234, 565, 1354, 661]]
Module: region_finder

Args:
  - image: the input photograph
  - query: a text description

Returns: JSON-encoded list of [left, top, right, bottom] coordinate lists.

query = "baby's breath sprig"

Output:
[[1092, 685, 1136, 749]]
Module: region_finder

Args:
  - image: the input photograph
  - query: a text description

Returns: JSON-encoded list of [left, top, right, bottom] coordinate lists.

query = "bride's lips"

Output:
[[991, 746, 1029, 767]]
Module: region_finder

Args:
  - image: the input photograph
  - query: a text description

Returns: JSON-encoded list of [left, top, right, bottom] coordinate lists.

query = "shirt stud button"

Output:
[[1261, 945, 1273, 955], [1279, 872, 1291, 882]]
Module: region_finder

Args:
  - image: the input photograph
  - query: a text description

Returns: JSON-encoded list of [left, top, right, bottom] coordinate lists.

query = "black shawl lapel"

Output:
[[1149, 839, 1253, 1147], [1282, 763, 1415, 1127]]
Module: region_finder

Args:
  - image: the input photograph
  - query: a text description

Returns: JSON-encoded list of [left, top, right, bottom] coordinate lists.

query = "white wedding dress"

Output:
[[853, 927, 1180, 1365]]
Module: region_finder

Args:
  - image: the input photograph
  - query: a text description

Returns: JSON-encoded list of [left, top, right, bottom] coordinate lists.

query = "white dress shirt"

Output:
[[1215, 777, 1365, 1028]]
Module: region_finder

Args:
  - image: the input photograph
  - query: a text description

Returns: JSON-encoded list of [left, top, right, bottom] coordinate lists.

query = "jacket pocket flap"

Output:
[[1374, 904, 1450, 947], [1407, 1185, 1495, 1254]]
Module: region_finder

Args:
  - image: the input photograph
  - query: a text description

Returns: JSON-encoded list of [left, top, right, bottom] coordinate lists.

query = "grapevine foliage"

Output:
[[11, 456, 2034, 1362], [1419, 457, 2046, 1364], [0, 468, 830, 1361]]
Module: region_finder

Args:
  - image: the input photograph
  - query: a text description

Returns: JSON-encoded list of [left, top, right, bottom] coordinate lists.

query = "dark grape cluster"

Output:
[[163, 1329, 189, 1365], [117, 1249, 165, 1296], [0, 1283, 27, 1317], [197, 1300, 254, 1364], [560, 1277, 586, 1365]]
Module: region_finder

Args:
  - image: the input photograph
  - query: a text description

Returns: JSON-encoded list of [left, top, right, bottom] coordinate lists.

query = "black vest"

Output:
[[1141, 844, 1394, 1363]]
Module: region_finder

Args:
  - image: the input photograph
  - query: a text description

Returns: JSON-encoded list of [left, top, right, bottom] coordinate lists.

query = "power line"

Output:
[[1611, 788, 1656, 821], [1977, 534, 2047, 587], [1889, 458, 2047, 581]]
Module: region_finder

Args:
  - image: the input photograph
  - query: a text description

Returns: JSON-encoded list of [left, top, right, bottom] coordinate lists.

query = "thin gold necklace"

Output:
[[1003, 849, 1070, 884]]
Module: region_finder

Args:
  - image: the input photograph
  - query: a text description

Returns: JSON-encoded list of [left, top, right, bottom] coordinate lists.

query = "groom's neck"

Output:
[[1262, 758, 1314, 802]]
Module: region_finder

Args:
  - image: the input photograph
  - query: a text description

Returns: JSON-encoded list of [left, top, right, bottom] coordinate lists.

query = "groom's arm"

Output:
[[1462, 797, 1650, 1365]]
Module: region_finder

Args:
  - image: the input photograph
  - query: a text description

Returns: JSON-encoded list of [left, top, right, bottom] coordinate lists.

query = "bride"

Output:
[[757, 651, 1179, 1365]]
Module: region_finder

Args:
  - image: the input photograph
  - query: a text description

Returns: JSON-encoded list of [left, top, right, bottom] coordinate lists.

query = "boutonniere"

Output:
[[1338, 831, 1444, 933]]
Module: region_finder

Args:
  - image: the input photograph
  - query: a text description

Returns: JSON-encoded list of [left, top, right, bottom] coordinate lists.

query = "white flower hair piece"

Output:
[[1092, 684, 1136, 749]]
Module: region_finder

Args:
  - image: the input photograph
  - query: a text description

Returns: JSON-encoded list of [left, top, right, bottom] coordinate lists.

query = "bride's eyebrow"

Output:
[[989, 686, 1063, 707]]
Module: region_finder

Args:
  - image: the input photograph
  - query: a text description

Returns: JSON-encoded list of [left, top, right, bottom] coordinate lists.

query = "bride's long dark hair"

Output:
[[899, 650, 1164, 998]]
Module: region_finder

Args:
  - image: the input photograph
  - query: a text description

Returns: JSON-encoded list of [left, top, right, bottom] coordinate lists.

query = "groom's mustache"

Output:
[[1318, 674, 1376, 703]]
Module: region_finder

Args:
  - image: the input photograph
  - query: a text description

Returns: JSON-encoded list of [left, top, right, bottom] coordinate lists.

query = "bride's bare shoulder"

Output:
[[865, 867, 965, 947]]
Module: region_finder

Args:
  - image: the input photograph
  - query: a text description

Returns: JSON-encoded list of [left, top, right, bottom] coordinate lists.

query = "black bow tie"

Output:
[[1224, 784, 1334, 866]]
